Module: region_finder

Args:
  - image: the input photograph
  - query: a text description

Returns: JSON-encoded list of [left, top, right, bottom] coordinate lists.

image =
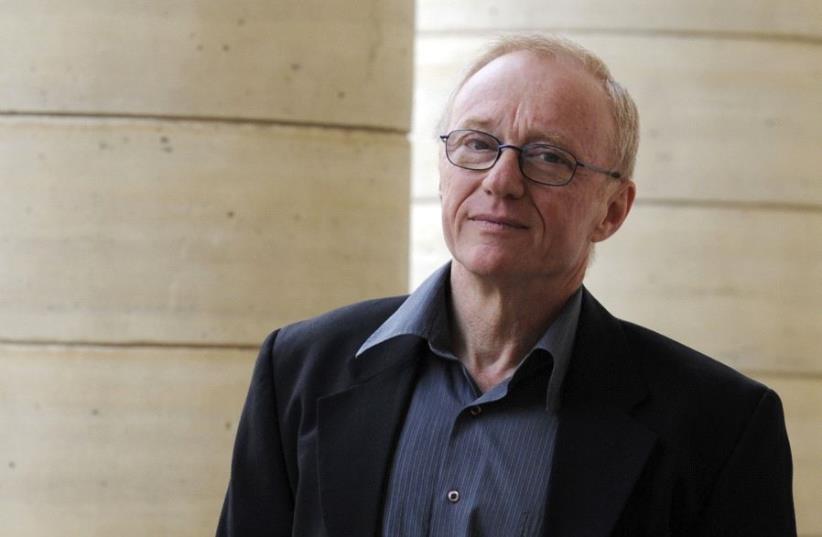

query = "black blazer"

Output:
[[218, 289, 796, 537]]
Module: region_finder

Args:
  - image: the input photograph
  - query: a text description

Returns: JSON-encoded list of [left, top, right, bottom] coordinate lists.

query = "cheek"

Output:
[[533, 189, 577, 224], [533, 189, 600, 243], [437, 156, 451, 198], [438, 181, 459, 241], [439, 170, 473, 218], [440, 190, 464, 241]]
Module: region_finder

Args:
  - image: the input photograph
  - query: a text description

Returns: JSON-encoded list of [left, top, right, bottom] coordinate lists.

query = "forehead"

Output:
[[449, 51, 614, 158]]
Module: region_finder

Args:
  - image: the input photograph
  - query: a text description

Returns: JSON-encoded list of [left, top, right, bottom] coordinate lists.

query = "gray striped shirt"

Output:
[[357, 264, 582, 536]]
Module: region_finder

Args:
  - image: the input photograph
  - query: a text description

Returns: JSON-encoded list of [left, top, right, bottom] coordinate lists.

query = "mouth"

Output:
[[468, 214, 529, 230]]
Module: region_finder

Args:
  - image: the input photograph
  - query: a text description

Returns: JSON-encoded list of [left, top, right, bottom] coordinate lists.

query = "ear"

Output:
[[591, 179, 635, 243]]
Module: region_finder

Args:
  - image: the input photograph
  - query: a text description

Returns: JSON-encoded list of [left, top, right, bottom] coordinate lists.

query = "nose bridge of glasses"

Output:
[[495, 143, 524, 169], [497, 143, 524, 155], [494, 144, 523, 173], [487, 143, 529, 186]]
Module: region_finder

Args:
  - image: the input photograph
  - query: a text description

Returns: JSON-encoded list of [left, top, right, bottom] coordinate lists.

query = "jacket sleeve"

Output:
[[217, 330, 294, 537], [696, 388, 796, 537]]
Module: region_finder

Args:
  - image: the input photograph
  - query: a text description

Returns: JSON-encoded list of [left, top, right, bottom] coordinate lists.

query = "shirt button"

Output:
[[447, 490, 460, 503], [469, 406, 482, 416]]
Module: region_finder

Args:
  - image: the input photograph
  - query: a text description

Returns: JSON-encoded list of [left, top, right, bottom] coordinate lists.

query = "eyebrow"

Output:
[[526, 131, 575, 149], [458, 118, 497, 133], [456, 119, 577, 150]]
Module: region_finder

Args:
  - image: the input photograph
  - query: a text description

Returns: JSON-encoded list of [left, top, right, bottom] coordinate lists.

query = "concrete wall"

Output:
[[411, 2, 822, 534], [0, 1, 413, 535]]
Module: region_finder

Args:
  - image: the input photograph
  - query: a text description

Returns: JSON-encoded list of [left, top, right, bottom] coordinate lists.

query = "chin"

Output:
[[452, 248, 531, 279], [451, 243, 587, 286]]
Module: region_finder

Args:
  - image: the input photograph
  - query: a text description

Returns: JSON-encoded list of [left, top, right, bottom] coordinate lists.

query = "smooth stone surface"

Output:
[[0, 0, 413, 130], [417, 0, 822, 37], [0, 117, 409, 344], [0, 344, 255, 537]]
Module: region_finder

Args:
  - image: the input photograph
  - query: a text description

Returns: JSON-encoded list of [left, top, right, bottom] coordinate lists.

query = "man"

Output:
[[218, 35, 795, 536]]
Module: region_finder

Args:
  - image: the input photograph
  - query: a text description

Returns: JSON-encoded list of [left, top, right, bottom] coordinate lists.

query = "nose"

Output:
[[481, 146, 526, 199]]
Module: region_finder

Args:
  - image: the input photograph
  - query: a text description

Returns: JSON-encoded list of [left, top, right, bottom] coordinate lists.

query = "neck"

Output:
[[448, 262, 582, 392]]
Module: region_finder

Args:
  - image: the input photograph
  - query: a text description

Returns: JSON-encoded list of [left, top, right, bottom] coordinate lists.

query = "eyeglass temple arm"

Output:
[[577, 161, 622, 179]]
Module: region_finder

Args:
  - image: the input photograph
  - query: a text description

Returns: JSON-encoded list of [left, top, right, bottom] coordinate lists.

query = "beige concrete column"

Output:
[[412, 2, 822, 534], [0, 1, 412, 535]]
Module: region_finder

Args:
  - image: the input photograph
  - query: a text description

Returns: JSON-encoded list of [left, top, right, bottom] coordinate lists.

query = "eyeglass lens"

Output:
[[445, 130, 577, 185]]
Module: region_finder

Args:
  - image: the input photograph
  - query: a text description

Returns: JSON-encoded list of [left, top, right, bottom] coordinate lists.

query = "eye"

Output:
[[467, 138, 492, 151], [462, 134, 495, 152], [527, 145, 574, 168], [450, 130, 497, 153]]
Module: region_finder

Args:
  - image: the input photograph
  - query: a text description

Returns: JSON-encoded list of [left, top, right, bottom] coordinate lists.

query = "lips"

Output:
[[468, 214, 528, 229]]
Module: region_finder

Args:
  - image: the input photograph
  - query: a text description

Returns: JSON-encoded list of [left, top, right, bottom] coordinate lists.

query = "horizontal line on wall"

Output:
[[0, 338, 259, 352], [2, 339, 819, 380], [635, 198, 822, 214], [0, 110, 408, 136], [412, 196, 822, 214], [418, 26, 822, 46]]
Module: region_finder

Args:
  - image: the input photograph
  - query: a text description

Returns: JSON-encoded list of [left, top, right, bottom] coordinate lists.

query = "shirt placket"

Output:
[[428, 364, 513, 537]]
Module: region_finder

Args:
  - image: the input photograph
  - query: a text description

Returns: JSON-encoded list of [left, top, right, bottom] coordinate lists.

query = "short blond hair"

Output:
[[439, 34, 640, 180]]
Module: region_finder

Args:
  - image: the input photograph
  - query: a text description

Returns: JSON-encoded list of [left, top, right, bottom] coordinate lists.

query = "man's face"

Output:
[[439, 50, 634, 287]]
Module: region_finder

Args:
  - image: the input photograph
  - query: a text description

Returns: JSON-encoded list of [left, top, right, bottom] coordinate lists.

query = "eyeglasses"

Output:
[[439, 129, 622, 187]]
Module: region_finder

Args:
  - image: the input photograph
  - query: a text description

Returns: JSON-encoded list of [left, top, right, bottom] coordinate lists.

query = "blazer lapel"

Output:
[[316, 335, 423, 537], [544, 289, 657, 537]]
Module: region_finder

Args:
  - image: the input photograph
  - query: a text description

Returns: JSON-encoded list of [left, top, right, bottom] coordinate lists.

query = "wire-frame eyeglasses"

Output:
[[439, 129, 622, 187]]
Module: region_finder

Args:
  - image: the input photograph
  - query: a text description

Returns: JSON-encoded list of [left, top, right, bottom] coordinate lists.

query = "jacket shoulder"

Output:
[[620, 320, 767, 398], [276, 295, 407, 349], [617, 319, 779, 468], [264, 296, 407, 382]]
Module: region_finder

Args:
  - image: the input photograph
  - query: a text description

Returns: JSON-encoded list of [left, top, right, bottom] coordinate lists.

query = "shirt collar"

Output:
[[539, 287, 582, 413], [355, 262, 582, 413], [356, 262, 452, 357]]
